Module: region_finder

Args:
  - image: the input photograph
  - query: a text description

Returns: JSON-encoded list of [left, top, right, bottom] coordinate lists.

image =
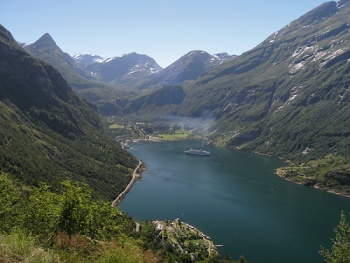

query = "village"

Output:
[[107, 119, 201, 147], [153, 218, 219, 261]]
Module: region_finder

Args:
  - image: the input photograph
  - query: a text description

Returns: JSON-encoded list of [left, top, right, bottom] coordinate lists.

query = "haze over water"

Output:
[[120, 140, 350, 263]]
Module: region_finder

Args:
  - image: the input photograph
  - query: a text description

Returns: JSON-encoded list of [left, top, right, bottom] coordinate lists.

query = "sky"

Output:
[[2, 0, 328, 68]]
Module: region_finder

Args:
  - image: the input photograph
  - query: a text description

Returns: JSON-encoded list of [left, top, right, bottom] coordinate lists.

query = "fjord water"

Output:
[[120, 140, 350, 263]]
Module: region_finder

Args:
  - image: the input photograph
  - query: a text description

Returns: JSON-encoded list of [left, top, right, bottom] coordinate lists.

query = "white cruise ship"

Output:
[[184, 148, 211, 156]]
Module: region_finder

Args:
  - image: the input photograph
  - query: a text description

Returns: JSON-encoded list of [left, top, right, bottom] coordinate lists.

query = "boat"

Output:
[[184, 138, 211, 156], [184, 148, 211, 156]]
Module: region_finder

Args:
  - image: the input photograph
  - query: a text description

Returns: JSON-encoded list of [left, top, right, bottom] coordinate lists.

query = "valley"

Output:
[[2, 0, 350, 262]]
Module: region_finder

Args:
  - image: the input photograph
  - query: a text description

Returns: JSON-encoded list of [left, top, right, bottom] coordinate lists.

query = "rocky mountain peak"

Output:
[[34, 33, 57, 48]]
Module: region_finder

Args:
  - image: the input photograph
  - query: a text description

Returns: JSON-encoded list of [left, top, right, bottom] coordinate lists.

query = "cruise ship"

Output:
[[184, 148, 211, 156], [184, 138, 211, 156]]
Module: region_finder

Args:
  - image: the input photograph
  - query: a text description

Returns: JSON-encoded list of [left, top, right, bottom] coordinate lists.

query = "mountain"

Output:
[[121, 50, 233, 114], [25, 35, 163, 87], [23, 33, 102, 88], [82, 52, 162, 85], [138, 50, 235, 89], [178, 0, 350, 195], [175, 1, 350, 159], [117, 1, 350, 194], [22, 34, 237, 116], [23, 34, 137, 115], [0, 24, 137, 199]]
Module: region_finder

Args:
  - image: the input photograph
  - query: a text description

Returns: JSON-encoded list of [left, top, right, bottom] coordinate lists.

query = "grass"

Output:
[[0, 229, 59, 263], [108, 120, 199, 142], [109, 123, 128, 129], [0, 230, 162, 263], [157, 132, 190, 140]]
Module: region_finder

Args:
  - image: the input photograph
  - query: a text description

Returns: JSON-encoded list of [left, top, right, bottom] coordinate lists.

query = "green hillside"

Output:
[[174, 1, 350, 194], [0, 24, 137, 200]]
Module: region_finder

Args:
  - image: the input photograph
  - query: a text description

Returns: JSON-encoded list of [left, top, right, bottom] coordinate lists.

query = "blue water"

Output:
[[120, 140, 350, 263]]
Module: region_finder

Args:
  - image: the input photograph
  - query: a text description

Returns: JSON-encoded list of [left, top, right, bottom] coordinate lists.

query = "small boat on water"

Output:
[[184, 148, 211, 156]]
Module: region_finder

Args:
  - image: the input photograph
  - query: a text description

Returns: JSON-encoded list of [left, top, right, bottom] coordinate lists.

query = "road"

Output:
[[111, 160, 142, 207]]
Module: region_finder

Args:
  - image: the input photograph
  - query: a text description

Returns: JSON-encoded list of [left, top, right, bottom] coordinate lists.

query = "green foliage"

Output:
[[0, 173, 23, 233], [58, 180, 92, 237], [0, 102, 137, 200], [0, 177, 147, 261], [320, 212, 350, 263], [276, 154, 350, 195], [25, 183, 59, 238], [21, 179, 133, 241]]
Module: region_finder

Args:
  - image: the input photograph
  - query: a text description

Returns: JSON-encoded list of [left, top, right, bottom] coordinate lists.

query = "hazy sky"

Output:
[[2, 0, 327, 67]]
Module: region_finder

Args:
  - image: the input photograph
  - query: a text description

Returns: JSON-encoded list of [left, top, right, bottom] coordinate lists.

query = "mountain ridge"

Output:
[[83, 52, 163, 83], [137, 50, 235, 90]]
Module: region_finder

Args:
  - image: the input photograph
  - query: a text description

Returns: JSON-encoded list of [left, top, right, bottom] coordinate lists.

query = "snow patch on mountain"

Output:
[[128, 61, 162, 75], [96, 57, 118, 63], [73, 53, 104, 64]]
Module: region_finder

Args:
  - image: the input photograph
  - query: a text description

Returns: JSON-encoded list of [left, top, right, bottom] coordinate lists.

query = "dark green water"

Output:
[[120, 140, 350, 263]]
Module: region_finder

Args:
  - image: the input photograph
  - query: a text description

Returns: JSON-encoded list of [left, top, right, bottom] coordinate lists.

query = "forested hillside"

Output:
[[0, 24, 137, 200]]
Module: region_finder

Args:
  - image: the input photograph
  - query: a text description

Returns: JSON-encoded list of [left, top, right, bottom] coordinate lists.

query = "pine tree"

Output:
[[320, 211, 350, 263]]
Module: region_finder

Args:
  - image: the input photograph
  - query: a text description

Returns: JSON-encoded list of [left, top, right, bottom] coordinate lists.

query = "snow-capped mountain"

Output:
[[73, 52, 162, 82], [78, 52, 163, 83], [73, 54, 104, 65]]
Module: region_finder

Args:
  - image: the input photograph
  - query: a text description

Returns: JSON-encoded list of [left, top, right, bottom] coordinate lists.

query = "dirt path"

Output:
[[111, 160, 142, 207]]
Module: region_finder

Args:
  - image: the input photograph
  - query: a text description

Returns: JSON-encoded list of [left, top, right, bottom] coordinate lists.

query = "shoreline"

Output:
[[130, 138, 350, 199], [111, 160, 142, 207], [275, 169, 350, 198]]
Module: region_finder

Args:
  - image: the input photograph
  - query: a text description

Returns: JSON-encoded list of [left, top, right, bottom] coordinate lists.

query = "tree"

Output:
[[85, 200, 126, 240], [320, 211, 350, 263], [25, 183, 59, 238], [57, 180, 91, 237], [0, 173, 22, 233]]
